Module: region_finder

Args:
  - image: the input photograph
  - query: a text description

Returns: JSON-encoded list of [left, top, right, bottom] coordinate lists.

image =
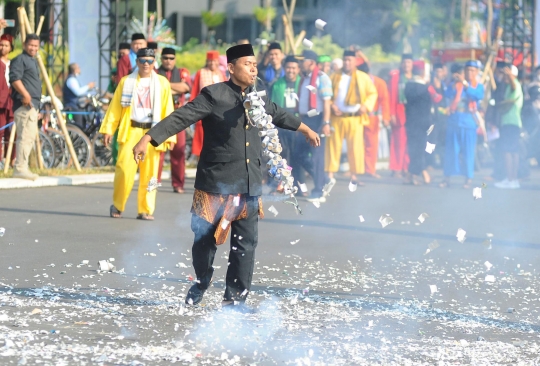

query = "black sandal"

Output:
[[136, 213, 154, 221], [110, 205, 122, 218]]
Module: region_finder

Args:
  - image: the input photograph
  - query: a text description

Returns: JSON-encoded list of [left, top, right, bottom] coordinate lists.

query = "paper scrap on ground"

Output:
[[425, 142, 436, 154], [485, 275, 495, 282], [424, 240, 440, 255], [456, 228, 466, 243], [312, 200, 321, 208], [290, 239, 300, 245], [349, 181, 358, 192], [418, 213, 429, 223], [473, 187, 482, 199], [315, 19, 327, 30], [359, 215, 365, 223], [426, 125, 435, 135], [307, 109, 320, 117], [379, 214, 393, 228], [484, 261, 493, 270], [268, 205, 279, 217], [303, 38, 314, 49], [0, 227, 4, 237], [429, 285, 438, 294], [299, 183, 308, 193]]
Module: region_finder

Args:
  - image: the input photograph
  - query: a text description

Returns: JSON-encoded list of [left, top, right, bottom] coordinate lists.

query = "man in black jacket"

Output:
[[133, 44, 320, 308]]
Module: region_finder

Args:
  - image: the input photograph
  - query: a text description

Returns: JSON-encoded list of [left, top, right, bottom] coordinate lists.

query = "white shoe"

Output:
[[322, 178, 336, 198], [494, 179, 511, 189], [508, 180, 520, 189], [13, 170, 39, 181]]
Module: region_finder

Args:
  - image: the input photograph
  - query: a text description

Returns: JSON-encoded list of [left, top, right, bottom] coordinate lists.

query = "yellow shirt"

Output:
[[100, 74, 176, 151]]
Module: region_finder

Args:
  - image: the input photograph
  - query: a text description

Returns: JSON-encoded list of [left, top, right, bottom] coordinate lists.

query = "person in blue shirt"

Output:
[[62, 63, 95, 128], [258, 42, 284, 96], [440, 61, 484, 188]]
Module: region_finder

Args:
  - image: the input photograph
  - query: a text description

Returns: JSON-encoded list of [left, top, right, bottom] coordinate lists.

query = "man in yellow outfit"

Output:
[[326, 50, 377, 186], [100, 48, 175, 220]]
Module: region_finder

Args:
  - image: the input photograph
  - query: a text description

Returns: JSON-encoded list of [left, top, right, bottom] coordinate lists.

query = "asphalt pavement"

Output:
[[0, 168, 539, 365]]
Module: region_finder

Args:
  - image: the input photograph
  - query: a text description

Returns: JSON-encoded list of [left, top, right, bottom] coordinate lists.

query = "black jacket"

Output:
[[404, 79, 433, 131], [147, 80, 302, 196]]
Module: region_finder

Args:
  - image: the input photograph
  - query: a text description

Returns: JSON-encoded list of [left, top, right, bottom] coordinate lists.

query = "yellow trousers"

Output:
[[325, 115, 365, 175], [113, 127, 160, 215]]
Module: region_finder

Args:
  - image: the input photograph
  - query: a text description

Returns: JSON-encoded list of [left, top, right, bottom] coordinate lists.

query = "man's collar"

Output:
[[226, 79, 253, 94]]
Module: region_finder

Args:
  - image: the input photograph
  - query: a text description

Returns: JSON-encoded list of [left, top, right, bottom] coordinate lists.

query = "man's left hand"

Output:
[[321, 123, 331, 137], [133, 134, 152, 163], [359, 105, 369, 115]]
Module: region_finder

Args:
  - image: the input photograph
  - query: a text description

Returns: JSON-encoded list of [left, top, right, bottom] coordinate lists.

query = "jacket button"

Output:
[[246, 158, 250, 163], [245, 125, 249, 129], [246, 142, 250, 146]]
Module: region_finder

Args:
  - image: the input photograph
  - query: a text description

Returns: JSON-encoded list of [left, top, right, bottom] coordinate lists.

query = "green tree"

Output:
[[254, 5, 276, 33], [392, 0, 420, 53]]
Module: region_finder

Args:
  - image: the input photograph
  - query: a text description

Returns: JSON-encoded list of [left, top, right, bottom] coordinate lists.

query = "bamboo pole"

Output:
[[36, 15, 44, 34], [293, 30, 306, 54], [282, 15, 296, 55], [20, 7, 81, 171]]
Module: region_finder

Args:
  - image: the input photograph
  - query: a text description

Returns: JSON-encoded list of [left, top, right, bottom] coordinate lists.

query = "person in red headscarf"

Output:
[[190, 50, 226, 159], [0, 33, 14, 165]]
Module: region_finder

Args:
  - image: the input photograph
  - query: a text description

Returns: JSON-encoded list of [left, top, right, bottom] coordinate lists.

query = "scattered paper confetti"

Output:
[[268, 205, 279, 217], [348, 181, 358, 192], [240, 289, 248, 297], [315, 19, 327, 30], [379, 214, 393, 228], [473, 187, 482, 199], [307, 109, 320, 117], [484, 261, 493, 270], [426, 125, 435, 135], [424, 240, 440, 255], [26, 219, 31, 224], [302, 38, 314, 49], [456, 228, 466, 243], [290, 239, 300, 245], [359, 215, 365, 223], [312, 200, 321, 208], [299, 183, 308, 193], [485, 275, 495, 282], [425, 142, 436, 154], [429, 285, 438, 294], [0, 227, 5, 237], [418, 213, 429, 223], [146, 177, 161, 192], [233, 196, 240, 206]]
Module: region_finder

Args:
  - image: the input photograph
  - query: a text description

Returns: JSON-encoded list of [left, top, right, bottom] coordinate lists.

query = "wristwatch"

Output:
[[323, 121, 331, 125]]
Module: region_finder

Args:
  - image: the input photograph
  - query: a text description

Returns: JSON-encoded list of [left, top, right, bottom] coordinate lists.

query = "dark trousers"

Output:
[[406, 127, 428, 175], [291, 114, 325, 195], [158, 130, 186, 188], [191, 196, 259, 302]]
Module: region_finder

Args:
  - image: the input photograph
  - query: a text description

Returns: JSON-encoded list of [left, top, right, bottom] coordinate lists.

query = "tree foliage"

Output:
[[201, 11, 225, 30]]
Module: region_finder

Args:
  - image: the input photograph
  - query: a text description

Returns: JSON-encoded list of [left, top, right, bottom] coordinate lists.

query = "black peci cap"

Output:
[[131, 33, 145, 41], [136, 48, 155, 58], [226, 44, 255, 62]]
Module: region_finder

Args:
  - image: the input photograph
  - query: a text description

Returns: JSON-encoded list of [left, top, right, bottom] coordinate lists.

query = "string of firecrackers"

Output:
[[244, 89, 303, 215]]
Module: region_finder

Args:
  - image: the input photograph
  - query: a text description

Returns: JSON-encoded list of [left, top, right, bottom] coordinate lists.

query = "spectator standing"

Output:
[[0, 33, 13, 165], [116, 33, 147, 83], [494, 65, 523, 189], [63, 63, 95, 128], [259, 42, 284, 95], [9, 34, 41, 180]]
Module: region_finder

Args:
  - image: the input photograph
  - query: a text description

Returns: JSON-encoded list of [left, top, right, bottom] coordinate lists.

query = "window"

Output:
[[183, 16, 202, 44], [233, 18, 252, 43]]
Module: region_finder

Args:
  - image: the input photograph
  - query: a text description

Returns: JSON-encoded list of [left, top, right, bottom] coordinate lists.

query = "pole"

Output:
[[157, 0, 162, 21], [142, 0, 148, 37], [21, 7, 81, 171]]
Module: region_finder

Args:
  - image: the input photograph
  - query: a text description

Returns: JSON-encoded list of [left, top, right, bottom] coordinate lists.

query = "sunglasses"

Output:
[[162, 57, 175, 61], [138, 58, 154, 65]]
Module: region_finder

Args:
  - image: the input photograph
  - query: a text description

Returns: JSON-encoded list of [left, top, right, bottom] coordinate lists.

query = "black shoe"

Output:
[[185, 284, 206, 305]]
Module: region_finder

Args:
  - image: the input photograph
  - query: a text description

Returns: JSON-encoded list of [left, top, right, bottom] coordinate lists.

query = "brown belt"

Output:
[[131, 120, 153, 129], [333, 112, 358, 117]]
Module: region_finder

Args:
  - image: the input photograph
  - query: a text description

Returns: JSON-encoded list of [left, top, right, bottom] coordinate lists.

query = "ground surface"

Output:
[[0, 169, 539, 365]]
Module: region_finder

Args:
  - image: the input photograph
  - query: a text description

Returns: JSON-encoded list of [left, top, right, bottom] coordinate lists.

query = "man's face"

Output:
[[285, 62, 299, 82], [24, 39, 39, 57], [465, 66, 477, 82], [319, 62, 331, 74], [119, 48, 129, 58], [131, 39, 147, 53], [0, 40, 11, 57], [207, 59, 219, 71], [73, 64, 81, 75], [434, 68, 444, 81], [402, 59, 413, 73], [301, 59, 315, 74], [161, 54, 176, 71], [268, 49, 283, 67], [228, 56, 258, 87], [343, 56, 356, 73], [137, 57, 155, 76]]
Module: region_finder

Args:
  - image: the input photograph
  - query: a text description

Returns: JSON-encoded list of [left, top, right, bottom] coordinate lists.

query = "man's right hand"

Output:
[[21, 93, 32, 106], [103, 134, 112, 147], [88, 81, 96, 89]]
